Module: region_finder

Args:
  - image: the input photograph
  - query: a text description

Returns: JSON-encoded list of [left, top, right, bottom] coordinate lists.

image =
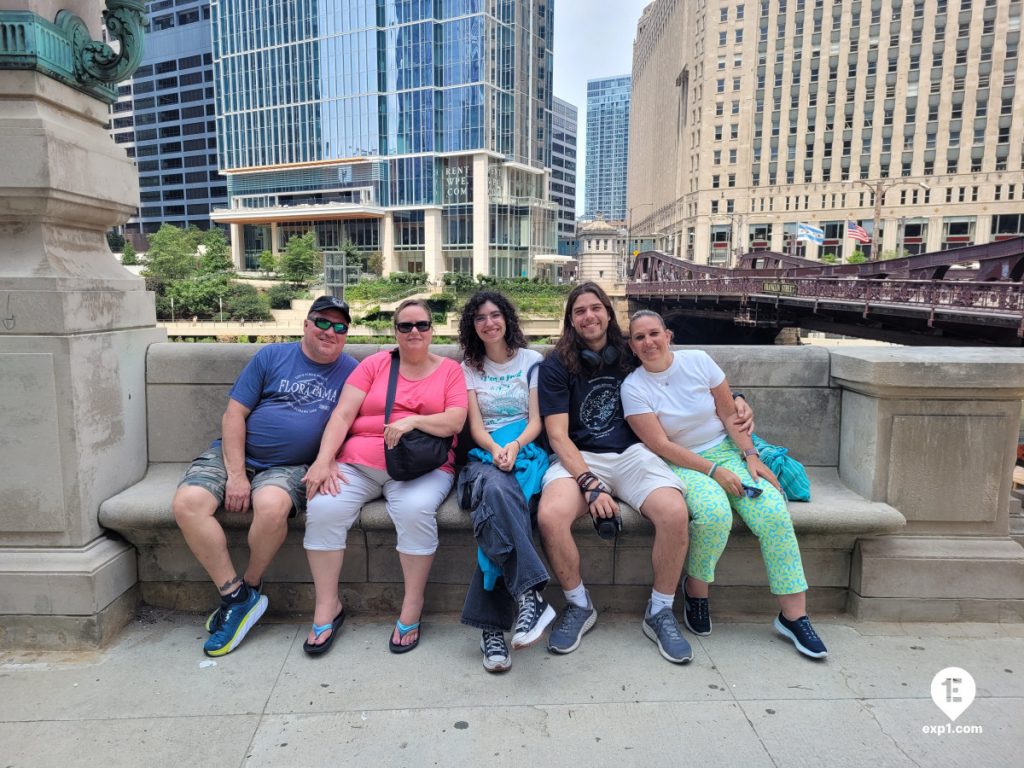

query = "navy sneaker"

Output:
[[511, 589, 556, 649], [773, 613, 828, 659], [681, 575, 711, 636], [203, 586, 268, 657], [480, 630, 511, 673], [205, 580, 262, 634], [643, 602, 693, 664], [547, 594, 597, 654]]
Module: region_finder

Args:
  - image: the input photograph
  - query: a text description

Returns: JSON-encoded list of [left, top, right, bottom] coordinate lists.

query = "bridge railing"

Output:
[[628, 277, 1024, 313]]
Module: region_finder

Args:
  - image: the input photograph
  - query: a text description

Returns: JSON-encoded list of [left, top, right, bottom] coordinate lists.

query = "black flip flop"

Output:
[[303, 607, 345, 656], [388, 619, 421, 654]]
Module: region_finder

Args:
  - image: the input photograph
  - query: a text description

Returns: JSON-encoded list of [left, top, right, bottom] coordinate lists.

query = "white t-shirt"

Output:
[[621, 350, 728, 453], [462, 347, 543, 431]]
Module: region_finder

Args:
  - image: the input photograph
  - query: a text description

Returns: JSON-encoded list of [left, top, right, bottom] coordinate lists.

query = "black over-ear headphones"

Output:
[[580, 344, 620, 371]]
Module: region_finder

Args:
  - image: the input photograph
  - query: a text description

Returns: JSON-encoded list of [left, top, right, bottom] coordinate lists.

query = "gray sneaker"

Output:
[[547, 594, 597, 654], [643, 602, 693, 664], [480, 630, 511, 673]]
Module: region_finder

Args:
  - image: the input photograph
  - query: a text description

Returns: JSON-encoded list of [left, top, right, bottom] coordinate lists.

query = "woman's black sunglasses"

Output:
[[311, 317, 349, 334], [396, 321, 432, 333]]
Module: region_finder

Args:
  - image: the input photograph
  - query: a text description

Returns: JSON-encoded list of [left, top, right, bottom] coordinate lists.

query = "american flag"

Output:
[[847, 221, 870, 243]]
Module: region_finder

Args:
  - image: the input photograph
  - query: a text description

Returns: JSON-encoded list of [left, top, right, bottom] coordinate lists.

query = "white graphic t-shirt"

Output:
[[462, 347, 543, 431]]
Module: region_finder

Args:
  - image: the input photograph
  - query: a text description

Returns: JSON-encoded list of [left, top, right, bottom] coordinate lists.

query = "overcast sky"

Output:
[[552, 0, 653, 214]]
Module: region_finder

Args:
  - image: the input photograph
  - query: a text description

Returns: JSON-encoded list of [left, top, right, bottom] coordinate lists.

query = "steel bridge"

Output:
[[626, 237, 1024, 346]]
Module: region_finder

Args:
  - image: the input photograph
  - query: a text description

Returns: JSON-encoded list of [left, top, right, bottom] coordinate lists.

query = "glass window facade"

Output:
[[212, 0, 554, 274]]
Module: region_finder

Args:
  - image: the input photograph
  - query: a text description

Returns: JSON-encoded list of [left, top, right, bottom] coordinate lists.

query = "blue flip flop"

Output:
[[388, 619, 421, 654], [303, 607, 345, 656]]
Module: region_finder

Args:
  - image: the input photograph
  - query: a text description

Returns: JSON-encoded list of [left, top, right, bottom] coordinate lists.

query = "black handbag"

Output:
[[383, 349, 452, 481]]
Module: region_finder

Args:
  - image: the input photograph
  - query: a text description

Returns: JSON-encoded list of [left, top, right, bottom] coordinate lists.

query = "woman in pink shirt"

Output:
[[301, 299, 468, 656]]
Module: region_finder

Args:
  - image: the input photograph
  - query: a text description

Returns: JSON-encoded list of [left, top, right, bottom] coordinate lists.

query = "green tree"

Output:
[[259, 250, 277, 276], [368, 251, 384, 276], [142, 224, 195, 282], [165, 273, 231, 318], [279, 231, 322, 285], [107, 230, 125, 252], [267, 284, 305, 309], [342, 239, 363, 267], [198, 228, 233, 274], [879, 249, 899, 261], [121, 241, 137, 266], [847, 250, 867, 264]]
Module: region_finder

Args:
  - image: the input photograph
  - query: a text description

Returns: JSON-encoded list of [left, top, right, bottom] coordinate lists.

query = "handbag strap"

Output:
[[384, 348, 401, 425]]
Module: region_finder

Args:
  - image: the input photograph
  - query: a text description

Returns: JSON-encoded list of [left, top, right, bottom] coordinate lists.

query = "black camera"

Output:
[[593, 514, 623, 540]]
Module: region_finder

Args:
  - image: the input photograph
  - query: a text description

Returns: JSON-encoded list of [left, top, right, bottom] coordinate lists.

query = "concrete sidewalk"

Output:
[[1, 609, 1022, 767]]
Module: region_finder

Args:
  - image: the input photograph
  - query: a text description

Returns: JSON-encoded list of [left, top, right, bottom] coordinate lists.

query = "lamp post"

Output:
[[855, 179, 929, 259]]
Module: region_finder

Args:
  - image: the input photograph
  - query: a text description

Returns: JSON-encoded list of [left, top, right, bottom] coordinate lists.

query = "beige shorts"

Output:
[[541, 442, 686, 511]]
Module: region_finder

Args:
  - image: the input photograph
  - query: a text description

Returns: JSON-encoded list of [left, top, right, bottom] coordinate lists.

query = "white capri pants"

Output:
[[304, 463, 454, 556]]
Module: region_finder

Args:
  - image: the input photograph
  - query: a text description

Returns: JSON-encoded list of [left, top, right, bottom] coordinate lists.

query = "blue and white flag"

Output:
[[797, 223, 825, 245]]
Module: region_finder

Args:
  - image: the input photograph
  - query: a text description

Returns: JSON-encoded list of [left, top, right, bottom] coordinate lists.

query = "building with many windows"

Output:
[[109, 1, 225, 236], [210, 0, 556, 277], [585, 74, 632, 221], [551, 96, 579, 254], [628, 0, 1024, 265]]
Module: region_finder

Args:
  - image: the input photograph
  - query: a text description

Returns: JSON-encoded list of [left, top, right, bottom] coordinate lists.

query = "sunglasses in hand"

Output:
[[741, 484, 763, 498], [311, 317, 349, 334], [395, 320, 432, 333]]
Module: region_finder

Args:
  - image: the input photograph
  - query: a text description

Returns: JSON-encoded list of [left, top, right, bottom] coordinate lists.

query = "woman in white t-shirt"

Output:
[[620, 310, 827, 659], [456, 291, 555, 673]]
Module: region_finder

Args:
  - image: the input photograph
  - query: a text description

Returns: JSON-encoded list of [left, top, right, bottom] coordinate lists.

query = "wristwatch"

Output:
[[742, 447, 760, 459]]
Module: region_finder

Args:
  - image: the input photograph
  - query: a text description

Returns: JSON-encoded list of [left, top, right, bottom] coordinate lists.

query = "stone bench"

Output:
[[99, 341, 906, 618]]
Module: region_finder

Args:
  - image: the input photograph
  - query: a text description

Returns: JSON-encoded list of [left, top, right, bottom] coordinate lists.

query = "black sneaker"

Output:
[[773, 613, 828, 659], [511, 589, 556, 649], [681, 575, 711, 636], [480, 630, 511, 673]]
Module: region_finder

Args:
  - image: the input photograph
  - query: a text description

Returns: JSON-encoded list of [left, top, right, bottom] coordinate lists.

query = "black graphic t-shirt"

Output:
[[538, 352, 638, 454]]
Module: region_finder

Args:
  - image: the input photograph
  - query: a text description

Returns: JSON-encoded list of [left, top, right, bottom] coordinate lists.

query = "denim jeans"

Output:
[[457, 461, 549, 632]]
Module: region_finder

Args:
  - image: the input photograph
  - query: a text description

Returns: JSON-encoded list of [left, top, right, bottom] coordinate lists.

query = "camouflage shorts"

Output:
[[178, 448, 307, 516]]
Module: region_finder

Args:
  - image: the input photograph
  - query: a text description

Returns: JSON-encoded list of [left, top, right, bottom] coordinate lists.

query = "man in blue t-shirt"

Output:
[[536, 282, 696, 664], [173, 296, 358, 657]]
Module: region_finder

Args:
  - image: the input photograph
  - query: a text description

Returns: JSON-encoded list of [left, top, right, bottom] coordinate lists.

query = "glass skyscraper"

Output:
[[584, 74, 631, 222], [109, 2, 226, 237], [211, 0, 556, 276], [551, 95, 578, 253]]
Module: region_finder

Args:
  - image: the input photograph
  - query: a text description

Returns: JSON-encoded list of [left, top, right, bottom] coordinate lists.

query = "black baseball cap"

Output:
[[308, 295, 351, 323]]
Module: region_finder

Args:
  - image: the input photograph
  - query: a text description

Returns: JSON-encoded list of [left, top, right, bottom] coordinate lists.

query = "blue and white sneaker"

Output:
[[773, 613, 828, 659], [206, 580, 262, 634], [643, 602, 693, 664], [547, 593, 597, 654], [203, 587, 268, 657]]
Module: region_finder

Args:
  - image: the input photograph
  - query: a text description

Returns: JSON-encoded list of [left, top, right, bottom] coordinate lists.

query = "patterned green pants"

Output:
[[668, 438, 808, 595]]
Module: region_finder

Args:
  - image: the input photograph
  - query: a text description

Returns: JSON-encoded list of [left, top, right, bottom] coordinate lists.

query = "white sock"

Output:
[[649, 589, 674, 615], [563, 583, 589, 608]]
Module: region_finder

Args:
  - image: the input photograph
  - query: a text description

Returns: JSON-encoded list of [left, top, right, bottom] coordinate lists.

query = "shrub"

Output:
[[267, 284, 306, 309], [121, 241, 137, 265], [225, 283, 272, 321]]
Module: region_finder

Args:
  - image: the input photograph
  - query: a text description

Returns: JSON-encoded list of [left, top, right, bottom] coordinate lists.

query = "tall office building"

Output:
[[628, 0, 1024, 265], [210, 0, 556, 276], [551, 96, 579, 253], [584, 74, 632, 221], [109, 1, 226, 236]]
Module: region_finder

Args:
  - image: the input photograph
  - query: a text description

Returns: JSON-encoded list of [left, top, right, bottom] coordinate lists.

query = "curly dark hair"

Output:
[[553, 281, 633, 376], [458, 290, 528, 372]]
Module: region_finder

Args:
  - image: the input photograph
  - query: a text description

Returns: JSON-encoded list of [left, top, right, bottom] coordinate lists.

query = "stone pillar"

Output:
[[230, 222, 245, 269], [831, 348, 1024, 621], [270, 222, 279, 257], [472, 153, 490, 277], [381, 212, 397, 275], [423, 207, 444, 281], [0, 1, 164, 649]]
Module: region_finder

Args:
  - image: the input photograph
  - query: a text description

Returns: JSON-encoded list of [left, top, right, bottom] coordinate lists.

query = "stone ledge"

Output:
[[99, 463, 905, 541]]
